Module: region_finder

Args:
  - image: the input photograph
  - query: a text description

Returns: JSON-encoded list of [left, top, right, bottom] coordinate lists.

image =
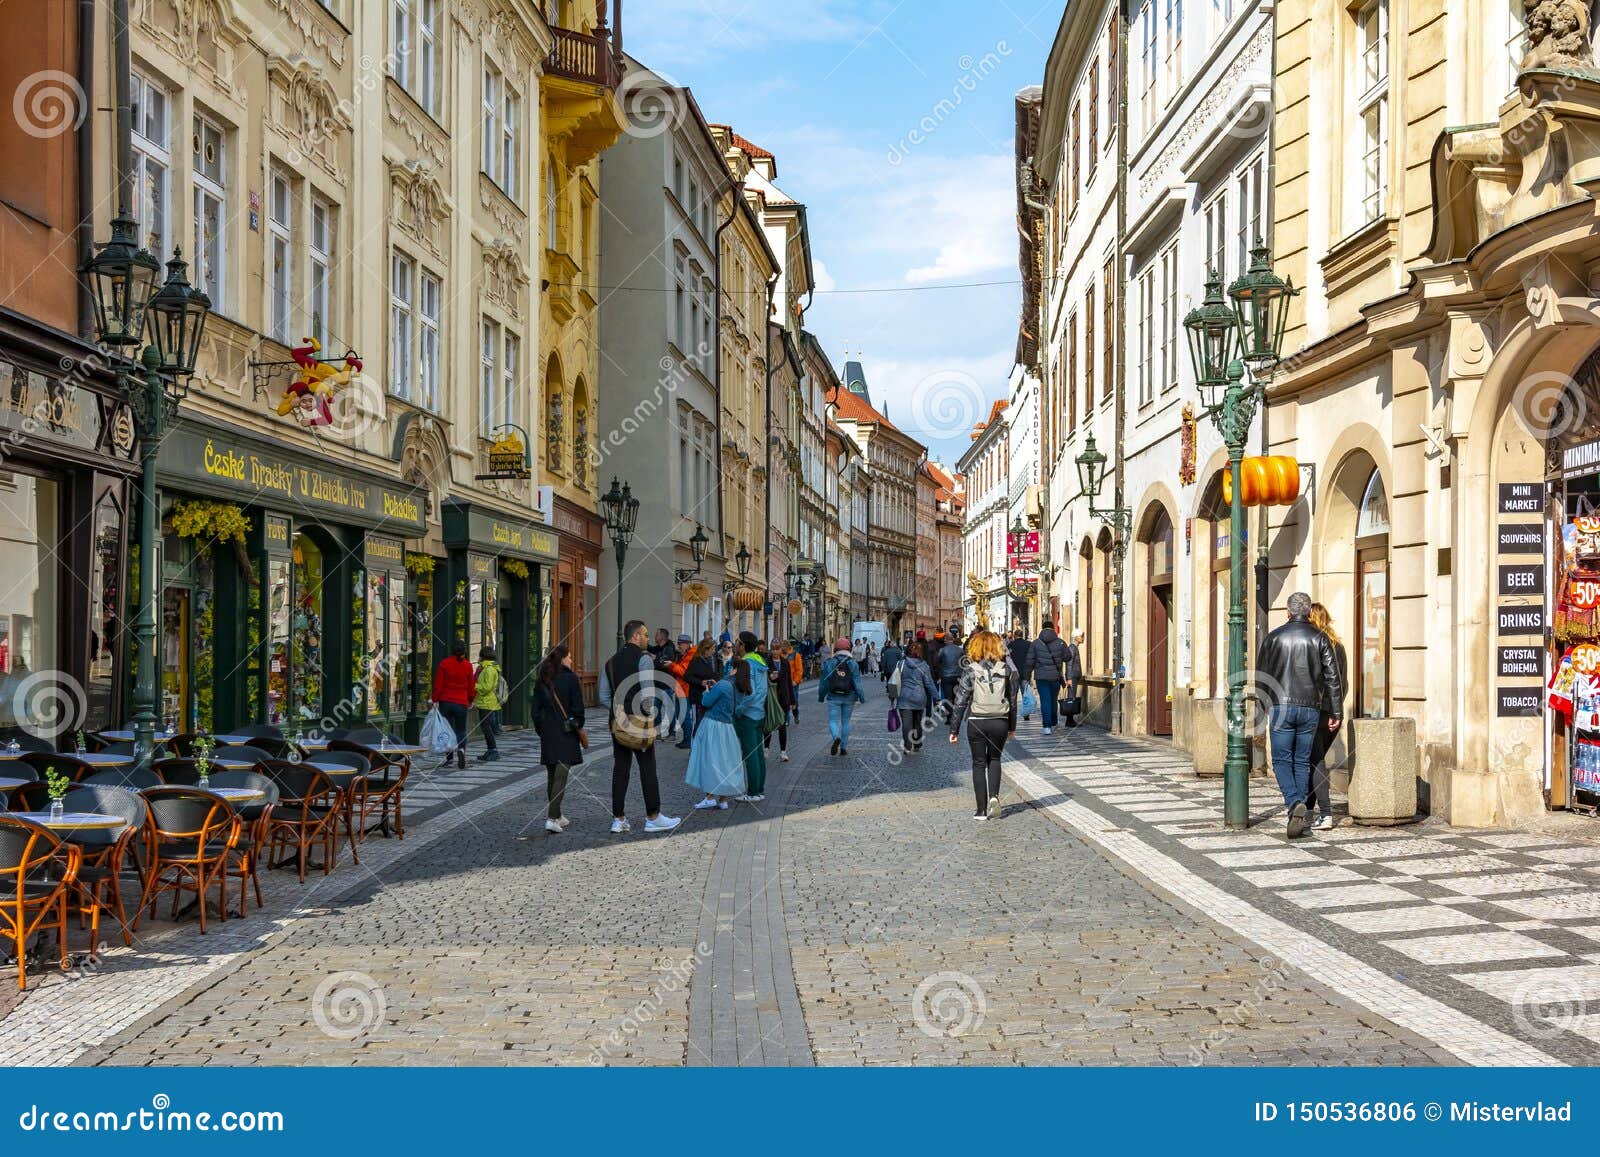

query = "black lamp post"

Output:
[[1074, 432, 1132, 734], [724, 541, 752, 593], [1185, 244, 1297, 829], [674, 523, 709, 584], [601, 476, 640, 651], [82, 228, 211, 770]]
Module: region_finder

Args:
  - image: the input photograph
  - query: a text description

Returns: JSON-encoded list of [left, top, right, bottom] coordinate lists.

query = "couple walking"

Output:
[[686, 630, 773, 809], [1257, 592, 1349, 838]]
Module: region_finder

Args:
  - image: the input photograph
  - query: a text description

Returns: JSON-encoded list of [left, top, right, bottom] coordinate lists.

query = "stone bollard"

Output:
[[1191, 698, 1227, 777], [1347, 716, 1421, 826]]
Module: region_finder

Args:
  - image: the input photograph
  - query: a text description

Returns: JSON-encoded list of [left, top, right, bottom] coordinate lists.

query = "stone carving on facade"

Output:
[[267, 57, 351, 182], [388, 160, 451, 258], [573, 405, 589, 490], [138, 0, 247, 93], [385, 84, 449, 170], [1446, 313, 1494, 379], [482, 240, 528, 322], [266, 0, 348, 69], [1521, 258, 1600, 331], [478, 179, 527, 241], [1521, 0, 1594, 70]]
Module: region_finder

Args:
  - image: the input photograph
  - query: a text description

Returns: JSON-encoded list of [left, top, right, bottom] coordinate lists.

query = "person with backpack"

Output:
[[881, 638, 904, 684], [733, 631, 770, 802], [1028, 620, 1071, 735], [947, 629, 1019, 821], [818, 637, 866, 756], [890, 641, 939, 754], [599, 619, 681, 834], [473, 645, 504, 762], [935, 633, 966, 710]]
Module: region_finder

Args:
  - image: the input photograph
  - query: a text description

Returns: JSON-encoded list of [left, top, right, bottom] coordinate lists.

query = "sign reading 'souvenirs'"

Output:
[[1494, 480, 1547, 721]]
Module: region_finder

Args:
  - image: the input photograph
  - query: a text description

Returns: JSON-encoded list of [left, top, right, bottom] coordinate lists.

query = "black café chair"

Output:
[[261, 762, 341, 883], [210, 770, 279, 915], [223, 735, 293, 759], [0, 815, 80, 989], [307, 750, 370, 862], [8, 781, 51, 812], [20, 752, 94, 784], [87, 736, 136, 755], [213, 745, 274, 769], [60, 784, 149, 950], [153, 758, 203, 787], [135, 787, 239, 935], [230, 723, 285, 741], [84, 766, 163, 791]]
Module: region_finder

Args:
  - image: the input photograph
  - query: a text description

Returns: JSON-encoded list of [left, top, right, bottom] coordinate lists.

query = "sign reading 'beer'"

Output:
[[1498, 563, 1545, 597]]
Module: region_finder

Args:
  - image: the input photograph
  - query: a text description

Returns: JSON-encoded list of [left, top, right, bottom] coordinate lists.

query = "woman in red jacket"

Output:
[[432, 640, 476, 769]]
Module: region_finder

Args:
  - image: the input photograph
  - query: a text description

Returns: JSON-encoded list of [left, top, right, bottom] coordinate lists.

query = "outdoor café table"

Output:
[[209, 756, 260, 771], [11, 811, 126, 833], [369, 744, 426, 757], [207, 787, 266, 804], [0, 777, 28, 793], [210, 735, 255, 745], [74, 752, 134, 768], [97, 730, 175, 744], [0, 749, 27, 760], [293, 739, 330, 752], [304, 761, 364, 861]]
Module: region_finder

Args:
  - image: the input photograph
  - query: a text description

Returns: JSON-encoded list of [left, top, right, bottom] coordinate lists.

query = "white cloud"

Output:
[[899, 156, 1014, 283], [811, 258, 837, 293]]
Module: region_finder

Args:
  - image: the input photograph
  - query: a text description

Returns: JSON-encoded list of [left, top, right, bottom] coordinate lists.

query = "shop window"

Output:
[[160, 531, 214, 733], [1355, 470, 1389, 719], [87, 494, 123, 730], [0, 474, 59, 732], [291, 534, 325, 724]]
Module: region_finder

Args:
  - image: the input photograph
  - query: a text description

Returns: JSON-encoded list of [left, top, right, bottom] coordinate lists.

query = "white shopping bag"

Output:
[[420, 705, 453, 755]]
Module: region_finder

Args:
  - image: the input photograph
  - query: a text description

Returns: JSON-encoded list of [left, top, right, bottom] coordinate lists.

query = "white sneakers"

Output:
[[545, 819, 563, 833], [643, 814, 682, 833], [610, 818, 631, 834], [694, 798, 721, 810], [987, 796, 1000, 819], [1042, 726, 1053, 735], [1312, 814, 1335, 831], [781, 751, 790, 762]]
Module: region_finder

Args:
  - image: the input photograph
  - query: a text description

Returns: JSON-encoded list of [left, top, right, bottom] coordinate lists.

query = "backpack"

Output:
[[827, 657, 855, 697], [969, 662, 1010, 719], [763, 685, 785, 736]]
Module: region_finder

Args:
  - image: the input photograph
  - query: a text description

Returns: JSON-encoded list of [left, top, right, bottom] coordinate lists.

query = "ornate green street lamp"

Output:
[[1186, 247, 1297, 828], [1074, 432, 1132, 732], [724, 541, 752, 593], [83, 233, 211, 770]]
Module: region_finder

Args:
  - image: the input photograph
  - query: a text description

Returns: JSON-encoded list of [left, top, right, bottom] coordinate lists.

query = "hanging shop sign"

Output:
[[441, 499, 559, 563], [264, 515, 290, 551], [1497, 523, 1544, 554], [1498, 563, 1546, 597], [1007, 529, 1040, 570], [475, 425, 533, 481], [1497, 686, 1542, 717], [466, 552, 497, 581], [1498, 482, 1542, 514], [159, 423, 427, 535], [1498, 645, 1545, 680]]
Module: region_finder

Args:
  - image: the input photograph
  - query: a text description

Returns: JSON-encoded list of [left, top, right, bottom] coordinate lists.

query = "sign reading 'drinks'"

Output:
[[1497, 606, 1546, 636], [1497, 686, 1542, 717], [1498, 482, 1542, 514], [1497, 523, 1544, 555], [1498, 563, 1545, 597], [1498, 646, 1545, 679]]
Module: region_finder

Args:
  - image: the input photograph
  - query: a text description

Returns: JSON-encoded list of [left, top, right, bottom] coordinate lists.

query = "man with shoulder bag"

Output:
[[599, 619, 681, 834], [1027, 620, 1071, 735]]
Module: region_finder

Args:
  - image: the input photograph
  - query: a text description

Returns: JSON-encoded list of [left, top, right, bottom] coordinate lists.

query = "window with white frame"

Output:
[[417, 0, 436, 114], [1161, 240, 1180, 393], [502, 87, 521, 200], [1352, 0, 1389, 228], [309, 197, 334, 348], [390, 254, 414, 400], [1137, 265, 1155, 407], [482, 66, 501, 184], [1210, 0, 1232, 41], [419, 272, 439, 410], [503, 332, 519, 433], [391, 0, 410, 89], [192, 112, 228, 311], [391, 0, 438, 115], [1498, 1, 1527, 109], [268, 170, 294, 342], [1235, 153, 1265, 274], [1163, 0, 1184, 98], [1138, 0, 1158, 134], [130, 71, 170, 259], [481, 319, 499, 433], [1203, 189, 1228, 280]]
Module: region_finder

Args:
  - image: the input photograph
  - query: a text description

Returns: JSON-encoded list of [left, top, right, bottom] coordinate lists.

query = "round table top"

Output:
[[295, 739, 330, 751], [0, 777, 30, 791], [97, 730, 175, 744], [0, 750, 28, 760], [207, 786, 265, 803], [210, 735, 257, 745], [12, 810, 126, 831], [370, 744, 426, 755], [73, 752, 133, 767], [208, 757, 259, 770], [305, 760, 361, 780]]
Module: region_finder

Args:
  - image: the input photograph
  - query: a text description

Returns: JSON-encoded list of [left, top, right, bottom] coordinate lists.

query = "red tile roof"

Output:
[[732, 133, 773, 159], [827, 385, 900, 434]]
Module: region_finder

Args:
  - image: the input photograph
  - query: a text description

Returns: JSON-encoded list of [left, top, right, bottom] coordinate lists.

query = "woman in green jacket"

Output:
[[474, 645, 505, 761]]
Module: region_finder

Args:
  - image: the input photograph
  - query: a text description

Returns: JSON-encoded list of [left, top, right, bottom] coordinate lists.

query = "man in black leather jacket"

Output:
[[1256, 592, 1344, 838]]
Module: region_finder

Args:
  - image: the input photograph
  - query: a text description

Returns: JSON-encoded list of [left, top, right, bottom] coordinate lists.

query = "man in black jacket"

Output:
[[1256, 592, 1344, 838], [1027, 622, 1070, 734], [935, 634, 966, 712]]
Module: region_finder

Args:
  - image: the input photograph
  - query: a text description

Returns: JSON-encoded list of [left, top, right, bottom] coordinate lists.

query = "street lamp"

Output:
[[673, 523, 709, 584], [724, 541, 752, 592], [601, 476, 640, 650], [1074, 432, 1133, 735], [83, 228, 211, 771], [1185, 247, 1297, 829]]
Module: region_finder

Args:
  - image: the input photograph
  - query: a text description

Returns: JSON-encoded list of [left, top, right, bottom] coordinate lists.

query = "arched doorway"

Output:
[[1195, 472, 1230, 700], [1316, 450, 1389, 721], [1141, 504, 1175, 735], [1077, 535, 1095, 674]]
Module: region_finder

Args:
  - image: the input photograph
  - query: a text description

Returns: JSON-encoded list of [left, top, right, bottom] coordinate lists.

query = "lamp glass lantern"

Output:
[[735, 542, 752, 581], [1183, 269, 1241, 403], [601, 477, 629, 538], [1228, 242, 1296, 367], [1075, 433, 1108, 502], [689, 523, 709, 566], [84, 215, 162, 351], [145, 249, 212, 382]]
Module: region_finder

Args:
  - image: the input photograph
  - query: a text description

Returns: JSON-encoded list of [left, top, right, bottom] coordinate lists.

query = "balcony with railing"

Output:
[[541, 1, 626, 162], [546, 24, 623, 89]]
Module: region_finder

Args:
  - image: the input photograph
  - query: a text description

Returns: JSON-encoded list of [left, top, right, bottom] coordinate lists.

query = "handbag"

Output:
[[762, 685, 784, 736], [887, 706, 901, 733], [549, 680, 589, 750], [1060, 692, 1082, 717], [607, 655, 657, 751]]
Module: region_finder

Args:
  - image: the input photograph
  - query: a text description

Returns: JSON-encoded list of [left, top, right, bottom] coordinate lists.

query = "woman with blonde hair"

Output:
[[1307, 602, 1349, 830], [947, 629, 1019, 821]]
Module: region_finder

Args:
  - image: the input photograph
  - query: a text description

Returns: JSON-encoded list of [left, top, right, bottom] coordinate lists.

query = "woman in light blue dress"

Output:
[[687, 660, 748, 808]]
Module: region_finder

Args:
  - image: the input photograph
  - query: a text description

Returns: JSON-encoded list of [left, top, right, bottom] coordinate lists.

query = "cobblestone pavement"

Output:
[[39, 680, 1477, 1067]]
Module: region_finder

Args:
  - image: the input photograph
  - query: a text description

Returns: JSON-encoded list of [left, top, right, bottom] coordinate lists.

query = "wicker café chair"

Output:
[[8, 782, 51, 812], [0, 815, 81, 989], [230, 723, 284, 741], [329, 739, 410, 841], [135, 788, 240, 935], [208, 770, 279, 916], [20, 752, 95, 785], [59, 784, 149, 952], [305, 750, 369, 863], [152, 758, 204, 787], [83, 766, 163, 791], [261, 762, 341, 883]]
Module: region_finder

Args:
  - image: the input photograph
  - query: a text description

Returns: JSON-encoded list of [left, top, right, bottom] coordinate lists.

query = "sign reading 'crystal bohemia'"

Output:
[[1498, 646, 1545, 679]]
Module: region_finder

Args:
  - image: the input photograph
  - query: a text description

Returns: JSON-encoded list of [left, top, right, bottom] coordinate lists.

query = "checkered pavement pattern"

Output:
[[1010, 720, 1600, 1065]]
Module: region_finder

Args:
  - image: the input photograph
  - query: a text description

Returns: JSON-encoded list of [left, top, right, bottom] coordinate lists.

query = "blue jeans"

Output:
[[1037, 680, 1060, 728], [1268, 704, 1321, 810], [827, 700, 855, 747]]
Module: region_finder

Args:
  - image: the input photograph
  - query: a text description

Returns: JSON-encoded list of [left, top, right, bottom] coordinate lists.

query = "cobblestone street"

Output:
[[0, 679, 1526, 1067]]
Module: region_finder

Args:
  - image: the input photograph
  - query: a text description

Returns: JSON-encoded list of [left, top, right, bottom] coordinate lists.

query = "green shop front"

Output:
[[152, 420, 429, 735], [440, 499, 558, 728]]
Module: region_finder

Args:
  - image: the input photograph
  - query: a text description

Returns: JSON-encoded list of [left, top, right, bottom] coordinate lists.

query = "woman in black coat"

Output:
[[765, 641, 797, 762], [1307, 603, 1349, 831], [532, 644, 587, 834], [684, 638, 719, 726]]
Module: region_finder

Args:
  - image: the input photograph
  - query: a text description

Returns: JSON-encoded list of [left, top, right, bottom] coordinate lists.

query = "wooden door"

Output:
[[1147, 581, 1173, 735]]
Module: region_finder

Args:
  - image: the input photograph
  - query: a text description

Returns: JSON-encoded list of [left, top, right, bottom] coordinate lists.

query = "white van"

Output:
[[850, 621, 888, 652]]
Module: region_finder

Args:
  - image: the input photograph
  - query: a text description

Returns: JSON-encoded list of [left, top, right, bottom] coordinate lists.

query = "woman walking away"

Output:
[[532, 645, 586, 833], [767, 641, 797, 762], [894, 641, 940, 754], [1307, 602, 1349, 831], [431, 640, 476, 770], [474, 645, 504, 762], [688, 660, 749, 809], [948, 629, 1019, 821], [818, 638, 866, 756], [733, 631, 770, 801]]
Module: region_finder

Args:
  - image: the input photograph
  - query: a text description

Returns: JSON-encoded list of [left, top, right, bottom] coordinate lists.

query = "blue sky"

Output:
[[625, 0, 1059, 469]]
